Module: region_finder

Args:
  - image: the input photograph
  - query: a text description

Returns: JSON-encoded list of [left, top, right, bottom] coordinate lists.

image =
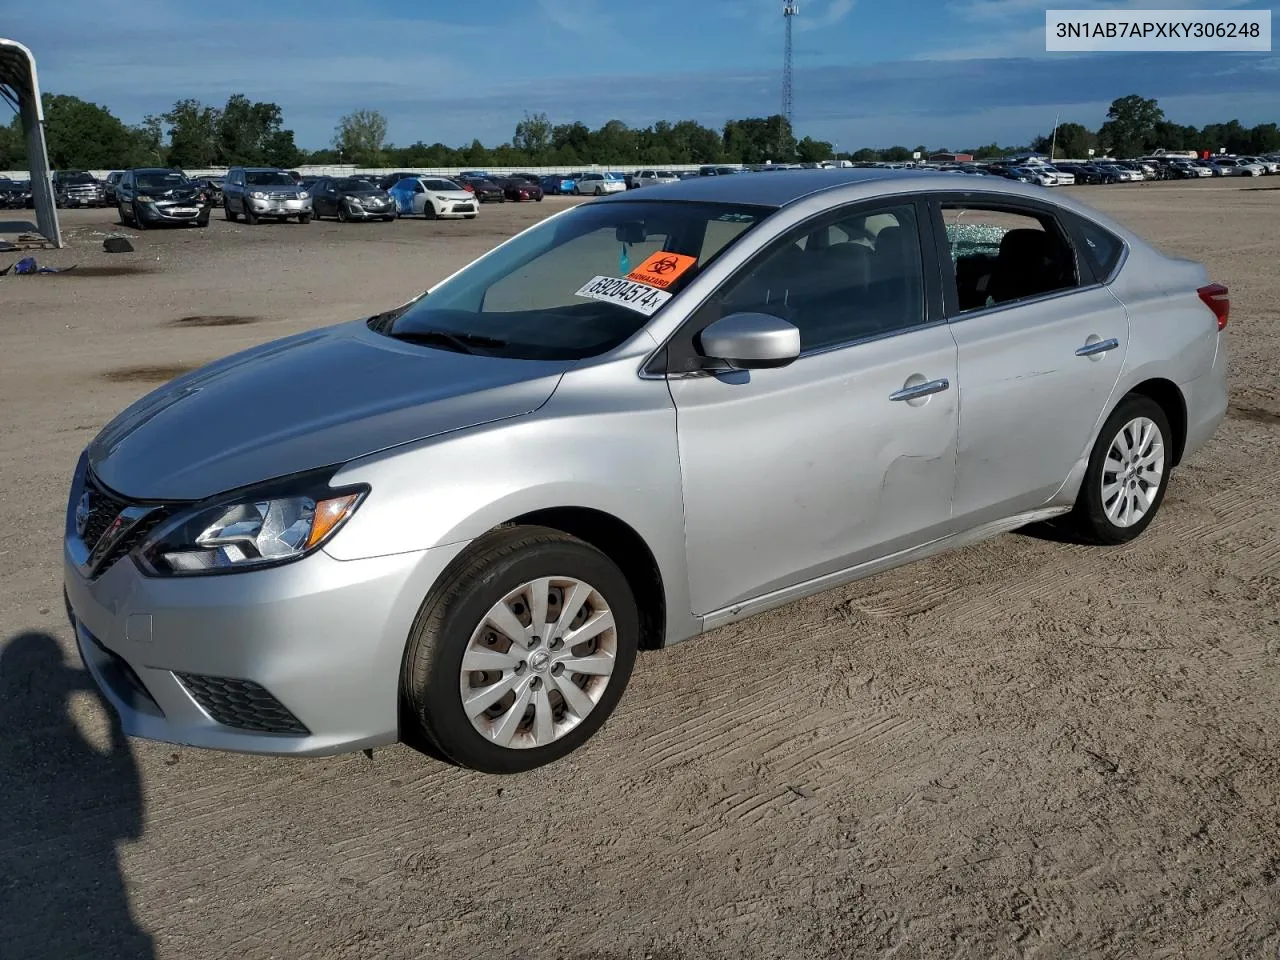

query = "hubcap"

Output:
[[1101, 416, 1165, 528], [459, 576, 617, 750]]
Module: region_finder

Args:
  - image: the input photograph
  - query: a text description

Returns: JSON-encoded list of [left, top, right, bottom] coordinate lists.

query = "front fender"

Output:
[[324, 380, 697, 645]]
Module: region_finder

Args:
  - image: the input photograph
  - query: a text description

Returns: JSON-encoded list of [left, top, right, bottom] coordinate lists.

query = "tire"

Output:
[[401, 525, 640, 774], [195, 215, 209, 228], [132, 203, 148, 229], [224, 202, 238, 222], [337, 204, 349, 223], [423, 202, 437, 220], [298, 213, 311, 224], [465, 214, 477, 220], [536, 196, 543, 202], [243, 201, 259, 225], [1064, 394, 1172, 545], [117, 203, 130, 226]]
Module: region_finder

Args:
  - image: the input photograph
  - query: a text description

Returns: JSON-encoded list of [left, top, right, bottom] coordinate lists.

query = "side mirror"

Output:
[[698, 312, 801, 370]]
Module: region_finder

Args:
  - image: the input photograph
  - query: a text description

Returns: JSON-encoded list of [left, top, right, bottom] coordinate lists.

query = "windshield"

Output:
[[245, 171, 296, 186], [423, 179, 461, 191], [136, 172, 189, 190], [376, 200, 770, 361], [336, 178, 376, 191], [67, 173, 96, 184]]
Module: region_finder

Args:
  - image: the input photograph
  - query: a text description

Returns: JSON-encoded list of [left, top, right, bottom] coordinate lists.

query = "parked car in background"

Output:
[[309, 177, 397, 222], [698, 165, 744, 176], [388, 176, 478, 219], [115, 168, 211, 229], [574, 172, 626, 195], [189, 176, 225, 205], [497, 176, 544, 202], [0, 178, 33, 208], [1215, 157, 1264, 177], [508, 173, 543, 185], [222, 167, 313, 224], [632, 169, 680, 188], [1239, 156, 1278, 174], [456, 175, 507, 202], [540, 174, 577, 195], [377, 171, 423, 190], [103, 172, 124, 205], [55, 171, 107, 208], [63, 169, 1229, 774]]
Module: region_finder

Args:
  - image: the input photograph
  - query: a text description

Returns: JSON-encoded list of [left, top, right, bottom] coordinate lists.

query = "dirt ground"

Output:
[[1, 181, 1277, 960]]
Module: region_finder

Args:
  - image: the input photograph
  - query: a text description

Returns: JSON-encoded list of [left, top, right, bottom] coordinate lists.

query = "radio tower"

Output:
[[782, 2, 798, 128]]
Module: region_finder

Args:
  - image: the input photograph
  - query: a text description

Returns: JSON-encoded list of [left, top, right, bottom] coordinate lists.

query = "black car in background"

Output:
[[377, 171, 422, 190], [191, 176, 225, 206], [103, 172, 124, 205], [116, 168, 211, 228], [0, 178, 33, 209], [455, 175, 506, 202], [309, 176, 397, 221], [54, 171, 107, 208]]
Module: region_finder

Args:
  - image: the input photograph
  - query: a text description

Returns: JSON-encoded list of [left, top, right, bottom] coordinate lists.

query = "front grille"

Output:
[[78, 471, 171, 578], [175, 673, 310, 735]]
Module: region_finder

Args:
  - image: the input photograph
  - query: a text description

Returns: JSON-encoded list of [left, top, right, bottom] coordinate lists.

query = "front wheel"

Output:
[[132, 203, 148, 229], [423, 202, 437, 220], [243, 202, 259, 225], [297, 213, 311, 224], [117, 203, 130, 225], [337, 204, 349, 223], [1065, 394, 1172, 545], [401, 526, 639, 774]]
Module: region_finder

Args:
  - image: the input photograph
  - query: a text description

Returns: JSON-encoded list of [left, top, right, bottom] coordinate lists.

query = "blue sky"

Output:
[[10, 0, 1279, 150]]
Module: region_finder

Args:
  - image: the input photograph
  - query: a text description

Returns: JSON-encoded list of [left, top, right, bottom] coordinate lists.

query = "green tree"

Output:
[[512, 111, 552, 157], [882, 145, 912, 162], [1098, 94, 1164, 158], [163, 98, 221, 167], [851, 147, 879, 162], [1031, 121, 1096, 159], [0, 115, 26, 169], [1249, 122, 1280, 154], [723, 115, 796, 164], [217, 94, 296, 166], [795, 135, 834, 163], [333, 108, 388, 166], [40, 94, 153, 169], [590, 119, 637, 163]]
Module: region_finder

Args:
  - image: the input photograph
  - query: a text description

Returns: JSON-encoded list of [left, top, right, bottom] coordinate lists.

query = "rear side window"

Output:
[[939, 204, 1080, 312], [1074, 217, 1124, 280]]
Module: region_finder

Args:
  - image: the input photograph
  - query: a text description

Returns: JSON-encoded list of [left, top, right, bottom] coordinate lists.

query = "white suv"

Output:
[[631, 170, 680, 188]]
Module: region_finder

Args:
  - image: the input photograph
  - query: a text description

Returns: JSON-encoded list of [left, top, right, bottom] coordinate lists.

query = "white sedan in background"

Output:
[[390, 177, 479, 219], [632, 170, 680, 188], [575, 173, 627, 196]]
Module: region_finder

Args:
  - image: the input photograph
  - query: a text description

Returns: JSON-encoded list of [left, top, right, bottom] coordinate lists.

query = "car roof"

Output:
[[595, 167, 1034, 209], [130, 167, 183, 174]]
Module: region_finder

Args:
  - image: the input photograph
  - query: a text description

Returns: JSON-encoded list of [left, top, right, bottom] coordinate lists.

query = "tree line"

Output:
[[1, 91, 1276, 173]]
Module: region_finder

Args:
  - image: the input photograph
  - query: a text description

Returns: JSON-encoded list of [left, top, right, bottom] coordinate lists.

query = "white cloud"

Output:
[[797, 0, 856, 31]]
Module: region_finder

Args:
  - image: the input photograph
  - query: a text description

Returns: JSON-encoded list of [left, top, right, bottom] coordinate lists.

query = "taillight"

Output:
[[1198, 283, 1230, 330]]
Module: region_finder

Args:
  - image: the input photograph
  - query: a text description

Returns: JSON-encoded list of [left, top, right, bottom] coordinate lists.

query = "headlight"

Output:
[[135, 194, 153, 203], [297, 191, 309, 199], [435, 195, 450, 201], [137, 471, 368, 576], [251, 191, 267, 200]]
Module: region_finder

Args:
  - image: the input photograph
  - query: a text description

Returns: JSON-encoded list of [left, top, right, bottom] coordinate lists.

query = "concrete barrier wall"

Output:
[[1, 163, 724, 181]]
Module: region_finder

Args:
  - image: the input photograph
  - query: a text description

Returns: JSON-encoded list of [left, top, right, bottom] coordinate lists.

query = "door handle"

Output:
[[889, 377, 950, 402], [1075, 337, 1120, 358]]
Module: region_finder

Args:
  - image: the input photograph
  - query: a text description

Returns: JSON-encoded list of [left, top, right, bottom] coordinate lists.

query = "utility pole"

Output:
[[782, 2, 798, 129], [1049, 112, 1060, 161]]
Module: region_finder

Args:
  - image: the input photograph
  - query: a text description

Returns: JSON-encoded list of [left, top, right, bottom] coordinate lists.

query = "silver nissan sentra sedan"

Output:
[[64, 170, 1230, 774]]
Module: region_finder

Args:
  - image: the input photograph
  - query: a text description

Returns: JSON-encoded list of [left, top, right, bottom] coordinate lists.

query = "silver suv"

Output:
[[222, 167, 312, 224]]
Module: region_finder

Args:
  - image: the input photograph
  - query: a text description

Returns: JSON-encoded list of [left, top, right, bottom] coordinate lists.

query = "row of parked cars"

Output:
[[923, 154, 1280, 187]]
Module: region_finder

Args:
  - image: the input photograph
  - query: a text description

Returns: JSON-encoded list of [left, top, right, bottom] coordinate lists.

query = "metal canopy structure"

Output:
[[0, 38, 61, 247]]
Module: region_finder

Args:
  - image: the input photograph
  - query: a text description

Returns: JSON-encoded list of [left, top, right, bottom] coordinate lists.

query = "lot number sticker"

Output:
[[626, 251, 697, 289], [574, 276, 672, 316]]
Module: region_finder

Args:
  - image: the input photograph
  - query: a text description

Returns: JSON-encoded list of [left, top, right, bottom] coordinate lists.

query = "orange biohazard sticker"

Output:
[[626, 251, 697, 290]]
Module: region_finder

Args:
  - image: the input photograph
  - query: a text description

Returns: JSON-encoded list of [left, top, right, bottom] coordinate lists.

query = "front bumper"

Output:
[[64, 536, 468, 756], [137, 201, 209, 223], [344, 201, 396, 219], [248, 197, 311, 215]]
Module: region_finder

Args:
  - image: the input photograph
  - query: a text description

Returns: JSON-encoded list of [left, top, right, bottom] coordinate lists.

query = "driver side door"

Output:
[[664, 199, 960, 617]]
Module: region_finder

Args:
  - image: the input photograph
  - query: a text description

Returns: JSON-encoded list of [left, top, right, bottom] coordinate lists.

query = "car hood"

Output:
[[434, 190, 474, 200], [88, 320, 571, 501]]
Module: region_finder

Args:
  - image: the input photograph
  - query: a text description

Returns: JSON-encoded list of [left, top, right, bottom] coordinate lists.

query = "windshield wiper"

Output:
[[385, 329, 508, 354]]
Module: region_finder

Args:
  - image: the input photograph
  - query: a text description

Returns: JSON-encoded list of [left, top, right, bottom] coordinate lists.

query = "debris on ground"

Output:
[[1, 257, 76, 275], [103, 237, 134, 253]]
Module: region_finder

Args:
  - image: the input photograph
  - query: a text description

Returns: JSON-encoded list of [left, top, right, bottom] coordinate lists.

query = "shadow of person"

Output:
[[0, 631, 155, 960]]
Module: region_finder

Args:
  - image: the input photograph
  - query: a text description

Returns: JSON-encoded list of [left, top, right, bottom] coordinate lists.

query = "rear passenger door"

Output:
[[929, 194, 1129, 526]]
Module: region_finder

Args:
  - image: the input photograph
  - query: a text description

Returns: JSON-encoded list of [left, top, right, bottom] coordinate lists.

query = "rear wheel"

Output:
[[1065, 394, 1172, 545], [402, 526, 639, 774]]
